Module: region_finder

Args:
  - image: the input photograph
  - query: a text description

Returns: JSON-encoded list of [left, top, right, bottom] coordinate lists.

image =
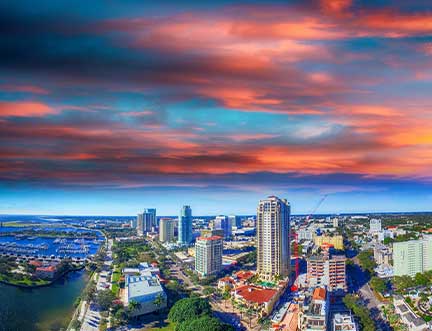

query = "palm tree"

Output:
[[127, 300, 141, 320], [153, 293, 166, 326], [153, 293, 166, 311], [222, 291, 231, 308], [246, 307, 254, 328]]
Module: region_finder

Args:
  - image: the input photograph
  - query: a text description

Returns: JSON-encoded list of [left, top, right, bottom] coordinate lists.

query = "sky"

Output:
[[1, 0, 432, 216]]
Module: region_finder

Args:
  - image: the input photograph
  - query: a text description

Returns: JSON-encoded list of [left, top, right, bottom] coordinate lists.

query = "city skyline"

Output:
[[2, 0, 432, 215]]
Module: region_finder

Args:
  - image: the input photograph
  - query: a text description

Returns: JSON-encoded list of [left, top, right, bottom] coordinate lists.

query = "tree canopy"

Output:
[[176, 316, 234, 331], [168, 297, 211, 323]]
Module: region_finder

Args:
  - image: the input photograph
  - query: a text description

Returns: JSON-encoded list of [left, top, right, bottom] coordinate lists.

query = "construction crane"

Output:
[[291, 195, 327, 292]]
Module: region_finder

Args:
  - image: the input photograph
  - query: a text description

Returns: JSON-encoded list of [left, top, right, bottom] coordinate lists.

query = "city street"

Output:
[[349, 257, 392, 331]]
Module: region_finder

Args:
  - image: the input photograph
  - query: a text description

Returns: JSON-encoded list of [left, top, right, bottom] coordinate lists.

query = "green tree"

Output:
[[370, 277, 387, 294], [203, 286, 215, 296], [168, 297, 211, 323], [357, 250, 377, 273], [222, 291, 231, 308], [176, 316, 234, 331], [414, 272, 429, 286], [96, 289, 116, 311], [153, 293, 166, 311]]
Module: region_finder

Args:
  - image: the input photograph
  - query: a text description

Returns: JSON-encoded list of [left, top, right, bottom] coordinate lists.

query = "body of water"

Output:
[[0, 226, 103, 259], [0, 270, 88, 331]]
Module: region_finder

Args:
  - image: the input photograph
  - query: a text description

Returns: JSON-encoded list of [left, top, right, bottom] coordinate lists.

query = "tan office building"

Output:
[[159, 218, 175, 242], [256, 196, 291, 281]]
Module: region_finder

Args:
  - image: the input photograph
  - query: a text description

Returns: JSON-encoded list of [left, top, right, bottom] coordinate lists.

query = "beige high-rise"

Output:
[[159, 218, 175, 242], [256, 196, 291, 281]]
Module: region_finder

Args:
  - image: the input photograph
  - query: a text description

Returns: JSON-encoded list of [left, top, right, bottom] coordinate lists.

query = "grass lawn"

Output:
[[112, 283, 120, 296], [148, 323, 176, 331], [0, 273, 50, 286], [112, 270, 121, 282]]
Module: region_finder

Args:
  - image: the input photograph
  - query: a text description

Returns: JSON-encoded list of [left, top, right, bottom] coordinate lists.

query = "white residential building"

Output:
[[195, 235, 223, 277], [369, 219, 382, 234], [332, 313, 358, 331], [124, 274, 166, 316]]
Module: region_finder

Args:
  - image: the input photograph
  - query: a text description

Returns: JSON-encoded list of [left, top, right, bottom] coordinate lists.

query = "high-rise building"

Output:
[[369, 219, 382, 233], [214, 215, 232, 240], [178, 205, 192, 245], [256, 196, 290, 281], [159, 218, 175, 243], [137, 208, 156, 236], [393, 236, 432, 276], [307, 254, 347, 292], [130, 218, 137, 229], [195, 236, 223, 277], [229, 215, 242, 229]]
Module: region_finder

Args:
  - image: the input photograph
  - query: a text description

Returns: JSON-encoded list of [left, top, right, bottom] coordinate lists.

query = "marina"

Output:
[[0, 227, 103, 260]]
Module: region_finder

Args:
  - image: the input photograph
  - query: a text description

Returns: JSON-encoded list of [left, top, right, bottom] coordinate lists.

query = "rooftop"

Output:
[[313, 287, 326, 301], [235, 285, 277, 305], [127, 275, 164, 300]]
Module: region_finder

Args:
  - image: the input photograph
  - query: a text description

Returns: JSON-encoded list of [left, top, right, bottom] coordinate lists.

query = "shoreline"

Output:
[[0, 265, 86, 289]]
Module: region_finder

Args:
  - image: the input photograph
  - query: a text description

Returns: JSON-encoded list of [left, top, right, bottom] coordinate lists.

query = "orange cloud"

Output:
[[0, 102, 56, 117]]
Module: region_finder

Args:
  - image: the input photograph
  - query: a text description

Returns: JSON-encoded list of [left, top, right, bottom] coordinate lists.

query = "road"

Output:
[[80, 239, 114, 331], [349, 257, 392, 331]]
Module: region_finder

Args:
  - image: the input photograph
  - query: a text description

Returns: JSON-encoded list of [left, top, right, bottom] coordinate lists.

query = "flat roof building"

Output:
[[332, 313, 358, 331], [124, 274, 166, 316], [195, 235, 223, 277], [307, 254, 346, 292]]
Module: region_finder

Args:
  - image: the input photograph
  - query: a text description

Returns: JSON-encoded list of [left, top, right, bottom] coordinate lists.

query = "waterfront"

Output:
[[0, 226, 103, 259], [0, 270, 88, 331]]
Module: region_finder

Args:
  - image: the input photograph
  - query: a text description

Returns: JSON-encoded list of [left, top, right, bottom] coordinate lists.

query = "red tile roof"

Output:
[[36, 265, 56, 272], [313, 287, 326, 301], [236, 285, 277, 304], [29, 260, 43, 267], [235, 270, 254, 281]]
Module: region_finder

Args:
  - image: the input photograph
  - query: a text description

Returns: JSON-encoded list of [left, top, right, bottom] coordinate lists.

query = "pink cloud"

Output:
[[0, 102, 56, 117]]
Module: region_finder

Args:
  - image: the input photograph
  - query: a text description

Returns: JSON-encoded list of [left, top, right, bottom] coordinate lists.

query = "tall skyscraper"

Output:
[[137, 208, 156, 236], [178, 205, 192, 245], [195, 235, 223, 277], [256, 196, 291, 281], [228, 215, 242, 229], [214, 215, 232, 239], [159, 218, 175, 242], [393, 236, 432, 276]]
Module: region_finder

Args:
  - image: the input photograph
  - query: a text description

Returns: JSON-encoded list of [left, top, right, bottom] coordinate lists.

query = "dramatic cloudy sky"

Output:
[[1, 0, 432, 215]]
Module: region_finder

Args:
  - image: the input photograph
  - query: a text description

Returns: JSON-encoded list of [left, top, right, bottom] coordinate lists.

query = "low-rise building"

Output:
[[124, 275, 167, 316], [313, 235, 343, 250], [298, 287, 329, 331], [373, 243, 392, 265], [332, 313, 357, 331], [35, 265, 57, 279], [233, 284, 279, 315], [393, 295, 429, 331]]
